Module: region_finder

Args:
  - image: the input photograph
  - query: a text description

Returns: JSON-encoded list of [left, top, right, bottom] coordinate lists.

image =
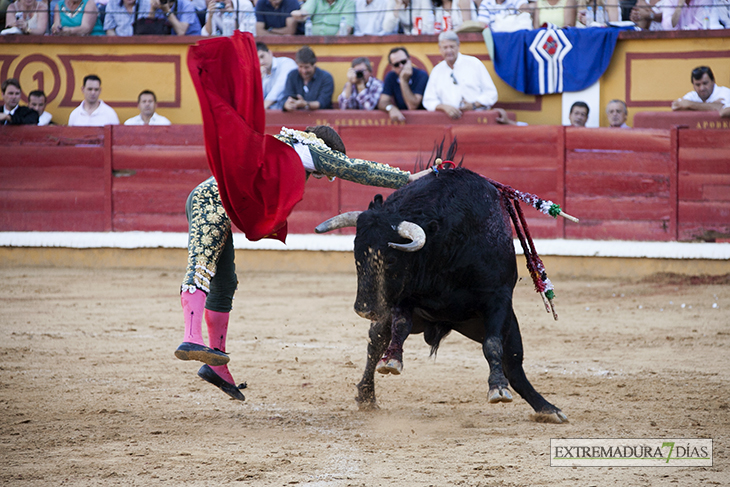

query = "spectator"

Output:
[[67, 74, 120, 126], [282, 46, 334, 111], [1, 78, 39, 125], [103, 0, 138, 36], [629, 0, 667, 29], [568, 101, 588, 127], [255, 0, 300, 35], [477, 0, 528, 28], [28, 90, 53, 125], [381, 0, 431, 34], [605, 99, 629, 128], [662, 0, 712, 30], [423, 31, 498, 120], [495, 107, 527, 125], [52, 0, 105, 35], [292, 0, 355, 35], [136, 0, 201, 35], [377, 47, 429, 122], [257, 41, 297, 109], [530, 0, 577, 28], [354, 0, 386, 35], [671, 66, 730, 112], [201, 0, 255, 36], [5, 0, 49, 35], [124, 90, 171, 125], [338, 57, 383, 110], [432, 0, 477, 30]]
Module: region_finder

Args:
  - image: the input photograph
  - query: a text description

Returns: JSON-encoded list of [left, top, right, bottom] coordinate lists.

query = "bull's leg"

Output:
[[502, 311, 568, 423], [356, 319, 391, 410], [481, 296, 513, 404], [376, 306, 412, 375]]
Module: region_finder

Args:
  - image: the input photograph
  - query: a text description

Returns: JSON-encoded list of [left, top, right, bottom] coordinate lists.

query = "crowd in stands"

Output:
[[2, 0, 729, 36], [1, 75, 172, 125], [3, 26, 729, 127]]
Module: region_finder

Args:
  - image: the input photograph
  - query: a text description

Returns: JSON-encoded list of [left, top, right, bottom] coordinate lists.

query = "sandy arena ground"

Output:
[[1, 264, 728, 486]]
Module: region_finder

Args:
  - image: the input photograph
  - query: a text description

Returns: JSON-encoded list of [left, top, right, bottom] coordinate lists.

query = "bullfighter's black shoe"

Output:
[[174, 342, 230, 366], [197, 365, 246, 401]]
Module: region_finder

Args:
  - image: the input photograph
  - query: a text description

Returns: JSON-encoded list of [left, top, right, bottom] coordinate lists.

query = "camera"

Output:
[[215, 1, 225, 8], [355, 70, 364, 79], [16, 12, 23, 20]]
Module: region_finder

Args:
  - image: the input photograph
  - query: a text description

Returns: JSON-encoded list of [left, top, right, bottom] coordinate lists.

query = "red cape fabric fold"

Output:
[[187, 31, 305, 242]]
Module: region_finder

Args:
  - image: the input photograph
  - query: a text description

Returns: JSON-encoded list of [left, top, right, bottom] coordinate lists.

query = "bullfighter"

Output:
[[177, 31, 431, 400]]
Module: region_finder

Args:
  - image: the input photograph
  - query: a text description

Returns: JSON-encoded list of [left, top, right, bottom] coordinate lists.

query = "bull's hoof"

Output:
[[530, 410, 568, 424], [355, 396, 380, 411], [357, 401, 380, 412], [376, 358, 403, 375], [488, 387, 513, 403]]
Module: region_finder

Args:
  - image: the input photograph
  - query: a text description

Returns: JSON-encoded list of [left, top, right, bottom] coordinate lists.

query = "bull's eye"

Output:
[[385, 255, 397, 268]]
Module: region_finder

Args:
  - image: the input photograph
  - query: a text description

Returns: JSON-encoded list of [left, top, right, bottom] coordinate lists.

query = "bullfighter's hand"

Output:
[[408, 168, 432, 183]]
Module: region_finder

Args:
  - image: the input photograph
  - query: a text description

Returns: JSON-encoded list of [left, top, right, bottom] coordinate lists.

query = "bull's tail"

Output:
[[424, 323, 452, 356]]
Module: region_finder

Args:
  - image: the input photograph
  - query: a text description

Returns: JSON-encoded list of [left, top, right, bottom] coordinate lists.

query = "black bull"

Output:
[[316, 168, 567, 423]]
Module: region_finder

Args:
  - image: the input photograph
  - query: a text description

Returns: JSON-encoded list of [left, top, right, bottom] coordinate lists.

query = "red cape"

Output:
[[187, 32, 305, 242]]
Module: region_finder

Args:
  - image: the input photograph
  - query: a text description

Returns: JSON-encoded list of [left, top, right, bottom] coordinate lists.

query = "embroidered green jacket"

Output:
[[274, 132, 410, 189]]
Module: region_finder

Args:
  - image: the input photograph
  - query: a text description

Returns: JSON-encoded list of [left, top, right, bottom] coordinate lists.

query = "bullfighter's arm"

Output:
[[308, 145, 411, 189]]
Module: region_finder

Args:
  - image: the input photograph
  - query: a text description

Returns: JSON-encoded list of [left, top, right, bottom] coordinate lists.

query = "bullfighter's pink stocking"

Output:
[[181, 289, 207, 346], [205, 309, 236, 384]]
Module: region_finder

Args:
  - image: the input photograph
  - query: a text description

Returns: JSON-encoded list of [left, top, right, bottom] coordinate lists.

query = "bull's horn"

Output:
[[388, 221, 426, 252], [315, 211, 362, 233]]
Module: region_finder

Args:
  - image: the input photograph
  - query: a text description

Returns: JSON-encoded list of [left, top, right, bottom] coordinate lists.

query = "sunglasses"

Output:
[[391, 60, 408, 68]]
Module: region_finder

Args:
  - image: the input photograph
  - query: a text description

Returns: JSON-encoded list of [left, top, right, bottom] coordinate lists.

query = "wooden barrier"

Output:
[[0, 126, 110, 232], [633, 111, 730, 130], [677, 130, 730, 241], [111, 125, 208, 232], [265, 109, 508, 129], [565, 127, 676, 241], [3, 124, 730, 241]]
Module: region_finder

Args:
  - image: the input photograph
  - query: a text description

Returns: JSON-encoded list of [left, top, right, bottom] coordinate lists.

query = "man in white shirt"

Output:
[[422, 31, 498, 119], [354, 0, 386, 35], [257, 42, 297, 110], [68, 75, 120, 127], [124, 90, 172, 125], [28, 90, 53, 126], [671, 66, 730, 112]]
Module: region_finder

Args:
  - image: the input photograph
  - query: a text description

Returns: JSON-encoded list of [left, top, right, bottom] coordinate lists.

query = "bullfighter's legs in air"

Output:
[[175, 179, 245, 400]]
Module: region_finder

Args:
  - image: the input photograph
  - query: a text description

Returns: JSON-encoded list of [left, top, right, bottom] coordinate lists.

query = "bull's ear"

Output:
[[369, 194, 384, 210]]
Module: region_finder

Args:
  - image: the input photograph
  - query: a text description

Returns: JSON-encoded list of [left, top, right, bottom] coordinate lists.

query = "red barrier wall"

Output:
[[3, 124, 729, 242], [677, 130, 730, 241], [0, 126, 111, 232], [565, 127, 676, 241], [633, 111, 730, 131]]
